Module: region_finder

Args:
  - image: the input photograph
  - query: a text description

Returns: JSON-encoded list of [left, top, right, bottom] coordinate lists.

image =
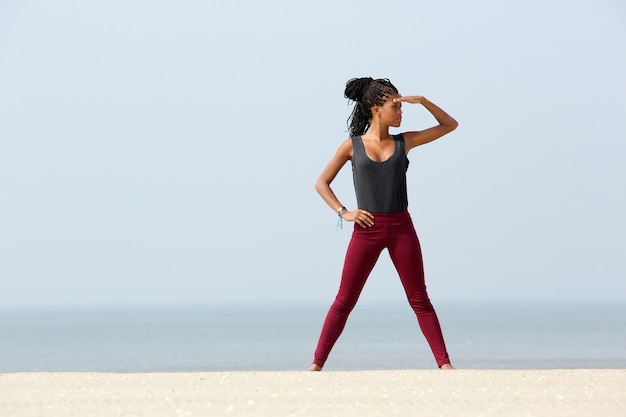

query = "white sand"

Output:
[[1, 370, 625, 417]]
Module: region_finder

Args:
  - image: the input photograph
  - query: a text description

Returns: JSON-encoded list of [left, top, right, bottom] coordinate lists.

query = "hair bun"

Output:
[[344, 77, 373, 101]]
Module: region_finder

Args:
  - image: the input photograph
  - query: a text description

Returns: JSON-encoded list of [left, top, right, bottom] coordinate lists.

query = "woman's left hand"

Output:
[[393, 95, 425, 104]]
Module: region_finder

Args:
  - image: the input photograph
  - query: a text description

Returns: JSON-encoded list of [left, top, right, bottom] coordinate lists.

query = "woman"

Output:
[[309, 77, 458, 371]]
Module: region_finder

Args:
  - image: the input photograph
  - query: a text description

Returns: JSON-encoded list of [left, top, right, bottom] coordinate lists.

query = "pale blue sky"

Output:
[[1, 0, 625, 308]]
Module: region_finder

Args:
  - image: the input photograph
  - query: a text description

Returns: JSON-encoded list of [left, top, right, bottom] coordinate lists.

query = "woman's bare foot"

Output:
[[308, 364, 322, 372], [439, 363, 455, 370]]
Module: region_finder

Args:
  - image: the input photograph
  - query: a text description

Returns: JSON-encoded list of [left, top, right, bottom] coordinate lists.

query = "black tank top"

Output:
[[351, 134, 409, 214]]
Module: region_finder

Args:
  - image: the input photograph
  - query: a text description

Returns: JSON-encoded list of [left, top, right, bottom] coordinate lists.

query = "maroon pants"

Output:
[[313, 210, 450, 368]]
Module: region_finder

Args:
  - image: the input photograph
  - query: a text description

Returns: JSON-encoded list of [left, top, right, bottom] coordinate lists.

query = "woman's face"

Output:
[[376, 94, 402, 127]]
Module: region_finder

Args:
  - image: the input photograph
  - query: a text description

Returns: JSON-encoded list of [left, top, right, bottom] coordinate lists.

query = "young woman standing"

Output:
[[309, 77, 458, 371]]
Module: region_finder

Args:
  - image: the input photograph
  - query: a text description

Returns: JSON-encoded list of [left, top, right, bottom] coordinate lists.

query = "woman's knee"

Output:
[[407, 293, 434, 314], [331, 296, 358, 315]]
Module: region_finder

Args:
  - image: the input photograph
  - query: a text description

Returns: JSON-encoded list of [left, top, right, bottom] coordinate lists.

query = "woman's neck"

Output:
[[363, 121, 391, 141]]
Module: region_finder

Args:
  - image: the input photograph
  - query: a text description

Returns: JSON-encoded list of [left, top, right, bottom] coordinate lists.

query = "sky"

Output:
[[1, 0, 625, 308]]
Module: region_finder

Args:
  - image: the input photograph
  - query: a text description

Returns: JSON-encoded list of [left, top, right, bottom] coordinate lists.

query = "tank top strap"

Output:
[[394, 133, 405, 152], [350, 136, 365, 158]]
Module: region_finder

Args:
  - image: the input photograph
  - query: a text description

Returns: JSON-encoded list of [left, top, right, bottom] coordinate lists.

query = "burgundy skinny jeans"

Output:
[[313, 210, 450, 368]]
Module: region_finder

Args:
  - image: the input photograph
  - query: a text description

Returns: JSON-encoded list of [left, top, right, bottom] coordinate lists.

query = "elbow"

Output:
[[444, 118, 459, 134], [314, 178, 324, 195], [315, 177, 329, 196]]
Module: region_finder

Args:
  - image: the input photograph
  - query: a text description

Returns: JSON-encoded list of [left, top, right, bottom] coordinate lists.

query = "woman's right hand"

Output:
[[343, 209, 374, 228]]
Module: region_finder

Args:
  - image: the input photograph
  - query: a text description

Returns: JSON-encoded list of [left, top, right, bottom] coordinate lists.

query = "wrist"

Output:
[[335, 206, 347, 231]]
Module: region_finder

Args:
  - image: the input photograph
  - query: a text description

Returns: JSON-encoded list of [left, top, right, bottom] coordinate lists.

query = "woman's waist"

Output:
[[365, 210, 411, 223]]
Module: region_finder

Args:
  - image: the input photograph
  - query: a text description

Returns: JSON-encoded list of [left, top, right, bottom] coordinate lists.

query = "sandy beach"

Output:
[[1, 369, 624, 417]]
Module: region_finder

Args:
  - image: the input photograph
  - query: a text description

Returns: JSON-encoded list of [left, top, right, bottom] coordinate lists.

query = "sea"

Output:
[[1, 301, 625, 372]]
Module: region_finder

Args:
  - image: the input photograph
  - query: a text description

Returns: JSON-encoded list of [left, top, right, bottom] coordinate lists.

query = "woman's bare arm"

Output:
[[396, 96, 458, 152], [315, 139, 374, 227]]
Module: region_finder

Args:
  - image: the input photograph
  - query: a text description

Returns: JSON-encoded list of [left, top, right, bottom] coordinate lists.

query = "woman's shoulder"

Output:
[[393, 133, 405, 142], [334, 137, 355, 159]]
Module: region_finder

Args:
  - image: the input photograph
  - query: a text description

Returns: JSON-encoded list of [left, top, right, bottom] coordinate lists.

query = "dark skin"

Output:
[[309, 93, 458, 372], [315, 94, 458, 229]]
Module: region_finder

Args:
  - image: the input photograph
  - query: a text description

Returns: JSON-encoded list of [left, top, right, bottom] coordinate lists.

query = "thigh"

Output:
[[336, 231, 385, 305], [388, 225, 427, 293]]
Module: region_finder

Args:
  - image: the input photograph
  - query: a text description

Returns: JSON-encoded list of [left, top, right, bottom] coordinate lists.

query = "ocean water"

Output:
[[1, 301, 625, 372]]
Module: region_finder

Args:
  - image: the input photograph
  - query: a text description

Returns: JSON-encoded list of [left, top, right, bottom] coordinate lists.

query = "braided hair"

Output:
[[344, 77, 398, 137]]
